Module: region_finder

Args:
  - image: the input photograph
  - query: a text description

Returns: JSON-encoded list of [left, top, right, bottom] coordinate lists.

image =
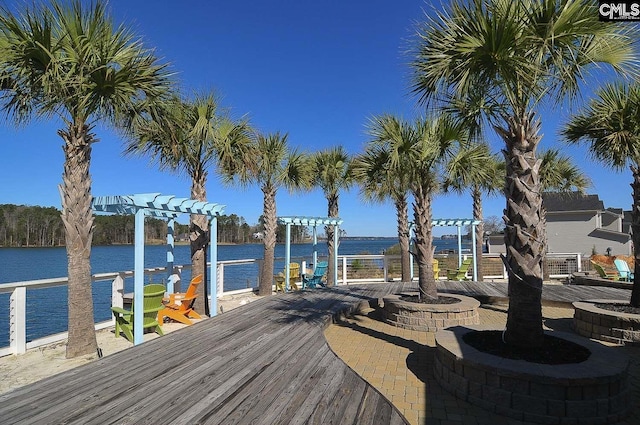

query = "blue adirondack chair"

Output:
[[302, 261, 328, 289], [614, 259, 634, 282]]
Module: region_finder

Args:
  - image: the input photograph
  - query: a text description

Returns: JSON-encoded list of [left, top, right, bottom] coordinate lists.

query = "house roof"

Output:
[[542, 192, 604, 212]]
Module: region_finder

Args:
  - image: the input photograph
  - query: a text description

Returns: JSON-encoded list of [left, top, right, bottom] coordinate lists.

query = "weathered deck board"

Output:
[[0, 281, 631, 424], [436, 280, 631, 305]]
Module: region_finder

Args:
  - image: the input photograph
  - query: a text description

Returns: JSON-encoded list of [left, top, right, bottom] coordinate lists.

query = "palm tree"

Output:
[[127, 92, 253, 313], [242, 132, 311, 295], [563, 82, 640, 307], [539, 149, 591, 193], [367, 114, 469, 300], [411, 0, 637, 347], [444, 143, 502, 281], [352, 142, 412, 282], [0, 0, 171, 358], [312, 147, 353, 286]]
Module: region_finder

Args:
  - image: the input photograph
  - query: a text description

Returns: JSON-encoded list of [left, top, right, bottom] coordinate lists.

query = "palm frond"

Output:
[[539, 148, 591, 192], [0, 0, 174, 127], [410, 0, 639, 119], [563, 82, 640, 169]]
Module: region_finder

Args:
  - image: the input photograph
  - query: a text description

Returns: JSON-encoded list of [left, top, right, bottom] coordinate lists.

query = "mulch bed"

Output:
[[594, 303, 640, 315], [463, 330, 591, 365]]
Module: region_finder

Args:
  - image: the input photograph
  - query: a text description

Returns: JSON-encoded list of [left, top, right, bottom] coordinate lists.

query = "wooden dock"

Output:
[[0, 281, 631, 425]]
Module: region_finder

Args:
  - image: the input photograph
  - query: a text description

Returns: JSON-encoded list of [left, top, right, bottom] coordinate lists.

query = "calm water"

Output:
[[0, 238, 466, 347]]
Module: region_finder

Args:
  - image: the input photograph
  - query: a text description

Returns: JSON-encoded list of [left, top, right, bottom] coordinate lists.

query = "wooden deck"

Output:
[[0, 281, 631, 425]]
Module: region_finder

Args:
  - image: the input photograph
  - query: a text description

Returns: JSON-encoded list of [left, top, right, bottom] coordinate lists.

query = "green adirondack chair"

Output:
[[447, 258, 472, 281], [590, 261, 620, 281], [111, 283, 165, 342]]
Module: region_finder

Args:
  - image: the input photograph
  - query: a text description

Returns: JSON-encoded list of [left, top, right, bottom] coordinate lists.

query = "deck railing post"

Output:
[[383, 255, 388, 282], [576, 253, 582, 272], [173, 267, 183, 293], [10, 286, 26, 355], [111, 273, 125, 315], [257, 259, 263, 288], [342, 256, 348, 285]]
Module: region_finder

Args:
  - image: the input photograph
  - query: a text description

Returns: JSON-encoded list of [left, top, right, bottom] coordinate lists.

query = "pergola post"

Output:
[[166, 218, 175, 293], [471, 222, 478, 281], [333, 224, 339, 285], [457, 224, 463, 268], [210, 216, 218, 317], [285, 223, 291, 291], [133, 208, 145, 345], [312, 226, 318, 268]]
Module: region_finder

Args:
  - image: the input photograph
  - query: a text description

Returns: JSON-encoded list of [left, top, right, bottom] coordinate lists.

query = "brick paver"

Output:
[[324, 304, 640, 425]]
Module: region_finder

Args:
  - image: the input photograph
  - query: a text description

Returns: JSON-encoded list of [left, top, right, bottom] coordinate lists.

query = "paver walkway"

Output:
[[325, 304, 640, 425]]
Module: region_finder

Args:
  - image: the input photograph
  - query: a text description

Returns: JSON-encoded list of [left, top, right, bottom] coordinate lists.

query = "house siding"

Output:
[[547, 212, 630, 256], [486, 192, 632, 256], [601, 212, 620, 232]]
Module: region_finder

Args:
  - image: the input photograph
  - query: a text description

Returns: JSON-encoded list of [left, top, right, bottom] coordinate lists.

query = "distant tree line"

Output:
[[0, 204, 311, 247], [0, 204, 64, 247]]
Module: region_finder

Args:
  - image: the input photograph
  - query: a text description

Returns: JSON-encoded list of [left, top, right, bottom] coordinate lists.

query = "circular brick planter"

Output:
[[573, 299, 640, 345], [434, 325, 631, 424], [381, 293, 479, 331]]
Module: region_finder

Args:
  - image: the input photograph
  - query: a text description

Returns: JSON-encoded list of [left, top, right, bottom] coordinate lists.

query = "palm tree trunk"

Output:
[[472, 185, 484, 282], [190, 170, 209, 314], [496, 112, 544, 348], [59, 123, 98, 359], [413, 185, 437, 300], [395, 195, 412, 282], [326, 193, 339, 286], [260, 184, 277, 295], [630, 165, 640, 307]]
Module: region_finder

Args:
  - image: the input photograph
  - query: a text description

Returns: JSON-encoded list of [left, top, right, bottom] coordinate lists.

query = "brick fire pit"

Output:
[[381, 293, 480, 332], [573, 299, 640, 345], [434, 325, 631, 424]]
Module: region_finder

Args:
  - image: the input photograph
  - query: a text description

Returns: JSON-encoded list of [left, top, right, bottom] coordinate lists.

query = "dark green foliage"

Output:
[[0, 204, 254, 247], [0, 204, 63, 247]]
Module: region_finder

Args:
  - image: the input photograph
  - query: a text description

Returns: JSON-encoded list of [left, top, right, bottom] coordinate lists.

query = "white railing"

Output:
[[0, 252, 583, 357]]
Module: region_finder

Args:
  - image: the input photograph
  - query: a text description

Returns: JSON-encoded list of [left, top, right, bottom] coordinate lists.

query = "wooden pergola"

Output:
[[277, 216, 344, 290], [92, 193, 225, 345]]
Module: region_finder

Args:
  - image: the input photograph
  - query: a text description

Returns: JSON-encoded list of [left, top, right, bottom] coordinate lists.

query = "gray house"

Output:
[[488, 192, 631, 256]]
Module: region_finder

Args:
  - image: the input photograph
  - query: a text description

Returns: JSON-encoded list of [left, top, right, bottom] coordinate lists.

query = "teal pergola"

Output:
[[277, 216, 343, 290], [410, 218, 482, 281], [92, 193, 225, 345]]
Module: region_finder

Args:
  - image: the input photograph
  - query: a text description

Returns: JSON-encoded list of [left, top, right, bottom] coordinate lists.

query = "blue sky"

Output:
[[0, 0, 635, 237]]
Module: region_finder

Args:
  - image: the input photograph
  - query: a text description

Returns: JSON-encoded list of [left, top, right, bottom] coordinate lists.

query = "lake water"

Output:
[[0, 238, 467, 347]]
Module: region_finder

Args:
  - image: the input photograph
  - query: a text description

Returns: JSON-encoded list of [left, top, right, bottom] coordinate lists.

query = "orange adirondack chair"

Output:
[[158, 274, 204, 325]]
